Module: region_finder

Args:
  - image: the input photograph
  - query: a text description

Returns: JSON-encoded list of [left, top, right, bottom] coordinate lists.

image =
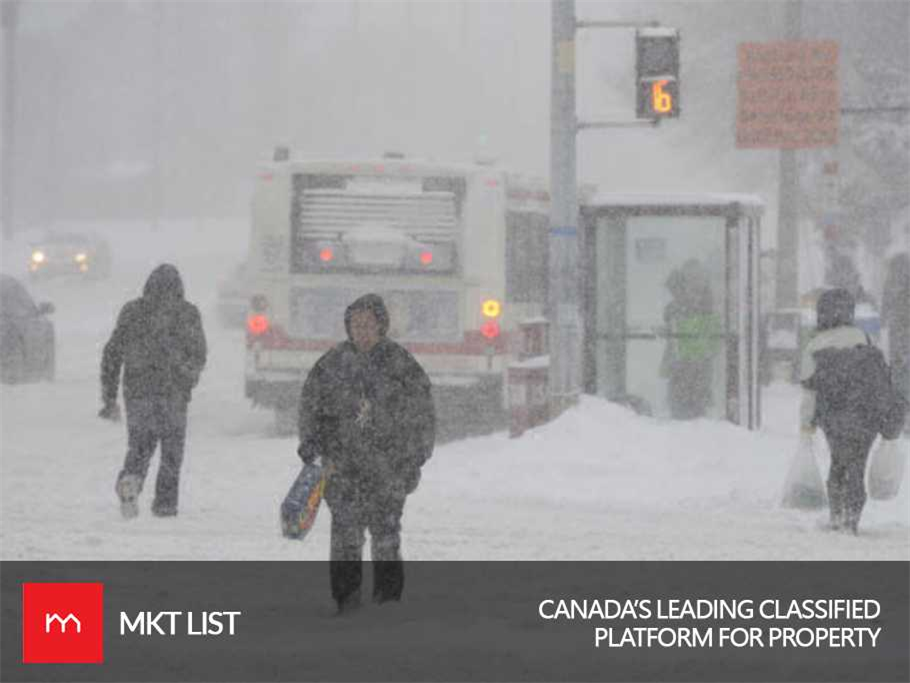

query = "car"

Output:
[[215, 261, 250, 328], [27, 231, 112, 280], [0, 274, 56, 383]]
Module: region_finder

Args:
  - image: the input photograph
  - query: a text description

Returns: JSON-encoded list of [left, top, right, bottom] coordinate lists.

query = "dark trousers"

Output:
[[326, 479, 406, 606], [823, 429, 876, 529], [118, 395, 189, 514], [668, 361, 713, 419]]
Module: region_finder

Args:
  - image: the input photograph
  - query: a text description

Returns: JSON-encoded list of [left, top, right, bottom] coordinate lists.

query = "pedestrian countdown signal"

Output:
[[636, 28, 680, 119]]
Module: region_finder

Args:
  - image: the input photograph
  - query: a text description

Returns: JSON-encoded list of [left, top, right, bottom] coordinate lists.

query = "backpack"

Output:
[[804, 340, 909, 438]]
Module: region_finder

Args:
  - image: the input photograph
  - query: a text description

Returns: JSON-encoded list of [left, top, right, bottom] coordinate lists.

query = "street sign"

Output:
[[736, 40, 839, 149]]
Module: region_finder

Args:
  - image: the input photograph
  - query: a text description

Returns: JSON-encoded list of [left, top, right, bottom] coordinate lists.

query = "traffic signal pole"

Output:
[[549, 0, 582, 416], [549, 1, 669, 417]]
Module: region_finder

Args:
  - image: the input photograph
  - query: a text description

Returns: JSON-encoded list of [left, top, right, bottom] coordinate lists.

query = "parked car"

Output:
[[27, 231, 112, 280], [215, 261, 249, 328], [0, 274, 56, 383]]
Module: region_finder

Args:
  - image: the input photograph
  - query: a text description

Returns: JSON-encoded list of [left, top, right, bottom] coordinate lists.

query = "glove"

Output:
[[297, 443, 316, 466], [98, 402, 121, 422]]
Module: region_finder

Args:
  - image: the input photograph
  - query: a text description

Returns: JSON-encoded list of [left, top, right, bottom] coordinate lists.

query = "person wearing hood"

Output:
[[661, 259, 719, 419], [100, 264, 207, 518], [296, 293, 435, 613], [799, 288, 876, 533]]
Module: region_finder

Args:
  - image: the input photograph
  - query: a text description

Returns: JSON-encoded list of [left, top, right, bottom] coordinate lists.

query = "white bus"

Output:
[[244, 151, 561, 432]]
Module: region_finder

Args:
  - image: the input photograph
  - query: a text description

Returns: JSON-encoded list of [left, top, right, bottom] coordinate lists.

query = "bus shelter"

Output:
[[580, 194, 764, 429]]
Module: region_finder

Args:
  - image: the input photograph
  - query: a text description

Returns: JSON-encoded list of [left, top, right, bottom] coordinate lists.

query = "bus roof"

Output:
[[258, 156, 493, 178], [584, 192, 764, 216]]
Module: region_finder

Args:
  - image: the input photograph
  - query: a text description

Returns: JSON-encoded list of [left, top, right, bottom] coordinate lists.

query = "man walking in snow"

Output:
[[296, 293, 435, 613], [100, 263, 207, 518]]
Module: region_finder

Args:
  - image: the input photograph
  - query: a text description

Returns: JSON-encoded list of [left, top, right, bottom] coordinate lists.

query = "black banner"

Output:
[[2, 561, 907, 682]]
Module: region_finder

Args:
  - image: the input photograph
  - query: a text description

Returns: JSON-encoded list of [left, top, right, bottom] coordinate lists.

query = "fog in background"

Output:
[[4, 1, 909, 260]]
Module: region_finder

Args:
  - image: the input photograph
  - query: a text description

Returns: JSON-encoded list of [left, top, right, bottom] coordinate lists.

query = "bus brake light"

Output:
[[319, 248, 334, 262], [247, 314, 270, 336], [419, 251, 433, 265], [480, 320, 500, 340]]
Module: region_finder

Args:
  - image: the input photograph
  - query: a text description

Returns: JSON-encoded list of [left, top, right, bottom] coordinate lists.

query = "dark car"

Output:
[[0, 275, 56, 383], [27, 231, 112, 280]]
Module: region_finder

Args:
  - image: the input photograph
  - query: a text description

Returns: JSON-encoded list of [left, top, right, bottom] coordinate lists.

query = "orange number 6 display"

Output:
[[652, 80, 673, 113]]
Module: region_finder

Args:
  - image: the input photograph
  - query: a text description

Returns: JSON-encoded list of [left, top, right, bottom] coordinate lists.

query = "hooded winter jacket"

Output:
[[297, 294, 435, 494], [101, 264, 207, 403], [799, 288, 867, 432]]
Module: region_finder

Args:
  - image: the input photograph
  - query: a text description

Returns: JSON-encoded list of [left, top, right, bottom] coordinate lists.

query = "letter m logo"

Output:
[[22, 583, 104, 664], [45, 613, 82, 634]]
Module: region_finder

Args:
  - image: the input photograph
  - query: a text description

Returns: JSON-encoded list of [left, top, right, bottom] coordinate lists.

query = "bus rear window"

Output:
[[290, 173, 464, 274]]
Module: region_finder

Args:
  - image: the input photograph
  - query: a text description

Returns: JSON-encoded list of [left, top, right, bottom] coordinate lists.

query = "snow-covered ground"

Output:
[[1, 221, 907, 561]]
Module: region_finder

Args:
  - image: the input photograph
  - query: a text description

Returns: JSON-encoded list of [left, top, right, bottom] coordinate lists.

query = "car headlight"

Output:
[[74, 252, 88, 263], [31, 250, 46, 263]]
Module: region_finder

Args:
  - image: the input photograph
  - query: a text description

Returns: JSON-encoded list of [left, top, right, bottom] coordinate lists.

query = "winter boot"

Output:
[[827, 508, 846, 531], [335, 588, 362, 616], [151, 505, 177, 518], [116, 474, 142, 519], [844, 509, 861, 535], [826, 481, 846, 531]]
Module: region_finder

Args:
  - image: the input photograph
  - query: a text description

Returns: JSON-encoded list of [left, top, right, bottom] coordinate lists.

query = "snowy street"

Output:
[[1, 222, 907, 562]]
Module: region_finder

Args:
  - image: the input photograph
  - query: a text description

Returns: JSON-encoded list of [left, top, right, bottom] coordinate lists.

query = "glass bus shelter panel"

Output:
[[595, 215, 730, 419]]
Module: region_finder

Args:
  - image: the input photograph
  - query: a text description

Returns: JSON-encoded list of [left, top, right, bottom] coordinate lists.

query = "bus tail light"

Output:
[[480, 320, 500, 340], [247, 314, 270, 336], [411, 238, 456, 272], [302, 237, 346, 269]]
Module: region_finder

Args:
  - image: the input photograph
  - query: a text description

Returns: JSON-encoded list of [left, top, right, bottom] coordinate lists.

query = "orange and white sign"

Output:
[[737, 40, 840, 149]]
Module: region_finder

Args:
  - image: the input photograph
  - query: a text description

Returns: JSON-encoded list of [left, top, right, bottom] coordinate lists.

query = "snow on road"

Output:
[[1, 221, 907, 561]]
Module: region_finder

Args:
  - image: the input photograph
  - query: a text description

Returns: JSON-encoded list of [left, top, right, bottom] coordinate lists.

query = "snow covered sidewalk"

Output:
[[3, 379, 907, 560]]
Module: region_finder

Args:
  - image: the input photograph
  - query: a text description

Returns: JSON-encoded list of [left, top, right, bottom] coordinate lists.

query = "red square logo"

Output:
[[22, 583, 104, 664]]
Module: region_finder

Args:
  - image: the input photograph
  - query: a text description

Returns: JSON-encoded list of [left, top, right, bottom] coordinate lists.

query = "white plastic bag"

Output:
[[867, 438, 907, 501], [781, 435, 827, 510]]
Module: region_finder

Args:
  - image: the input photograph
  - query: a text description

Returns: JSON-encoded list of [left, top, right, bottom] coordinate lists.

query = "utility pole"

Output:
[[775, 0, 802, 309], [2, 0, 20, 241], [549, 0, 581, 416]]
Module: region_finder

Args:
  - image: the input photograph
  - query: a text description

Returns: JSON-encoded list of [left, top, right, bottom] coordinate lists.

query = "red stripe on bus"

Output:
[[248, 326, 510, 355]]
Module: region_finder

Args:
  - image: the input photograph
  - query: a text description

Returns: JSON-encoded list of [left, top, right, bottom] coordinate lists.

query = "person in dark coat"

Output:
[[296, 293, 435, 613], [882, 253, 910, 415], [100, 264, 207, 518], [799, 288, 874, 533], [661, 259, 719, 419]]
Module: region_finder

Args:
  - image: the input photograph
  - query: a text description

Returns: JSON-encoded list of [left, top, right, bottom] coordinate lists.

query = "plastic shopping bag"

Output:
[[781, 435, 827, 510], [867, 438, 907, 501]]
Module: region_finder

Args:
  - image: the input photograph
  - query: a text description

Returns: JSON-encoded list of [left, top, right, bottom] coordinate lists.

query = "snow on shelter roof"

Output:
[[584, 192, 764, 216], [637, 27, 680, 37]]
